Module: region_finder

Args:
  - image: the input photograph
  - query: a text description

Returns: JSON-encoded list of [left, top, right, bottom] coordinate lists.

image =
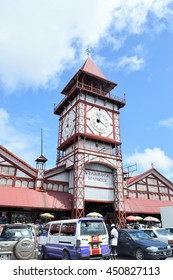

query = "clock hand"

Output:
[[96, 113, 103, 124], [98, 115, 106, 126], [66, 117, 69, 127], [100, 120, 105, 126]]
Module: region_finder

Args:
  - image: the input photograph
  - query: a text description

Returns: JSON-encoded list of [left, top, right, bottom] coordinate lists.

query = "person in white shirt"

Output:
[[110, 224, 118, 260]]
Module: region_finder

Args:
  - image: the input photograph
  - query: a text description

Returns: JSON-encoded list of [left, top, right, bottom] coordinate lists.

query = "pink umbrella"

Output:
[[126, 215, 143, 222]]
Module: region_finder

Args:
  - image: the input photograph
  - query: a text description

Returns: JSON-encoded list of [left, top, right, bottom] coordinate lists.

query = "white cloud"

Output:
[[112, 0, 173, 34], [0, 0, 115, 91], [158, 117, 173, 128], [0, 0, 172, 91], [124, 147, 173, 180], [0, 108, 39, 165], [117, 55, 145, 72]]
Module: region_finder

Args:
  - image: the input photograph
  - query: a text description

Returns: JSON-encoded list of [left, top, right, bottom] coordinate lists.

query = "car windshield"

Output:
[[129, 230, 151, 240], [80, 221, 106, 236], [155, 229, 173, 236], [1, 227, 33, 240]]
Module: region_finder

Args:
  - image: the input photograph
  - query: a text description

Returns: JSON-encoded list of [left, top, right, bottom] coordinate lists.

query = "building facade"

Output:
[[0, 57, 173, 226]]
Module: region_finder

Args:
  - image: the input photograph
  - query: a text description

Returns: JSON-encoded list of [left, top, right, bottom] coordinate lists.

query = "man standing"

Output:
[[110, 224, 118, 260]]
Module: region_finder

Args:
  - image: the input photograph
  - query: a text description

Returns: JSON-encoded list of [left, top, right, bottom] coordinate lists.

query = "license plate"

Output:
[[0, 254, 10, 260], [92, 244, 98, 249]]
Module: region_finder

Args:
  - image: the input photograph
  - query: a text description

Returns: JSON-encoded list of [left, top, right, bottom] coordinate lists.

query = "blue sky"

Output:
[[0, 0, 173, 180]]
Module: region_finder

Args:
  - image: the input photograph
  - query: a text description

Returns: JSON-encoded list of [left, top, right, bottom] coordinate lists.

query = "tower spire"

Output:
[[35, 128, 47, 191], [35, 128, 47, 170], [41, 128, 43, 156]]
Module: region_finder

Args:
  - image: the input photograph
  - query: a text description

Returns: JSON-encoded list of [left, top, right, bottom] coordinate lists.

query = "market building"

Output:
[[0, 57, 173, 226], [125, 168, 173, 217]]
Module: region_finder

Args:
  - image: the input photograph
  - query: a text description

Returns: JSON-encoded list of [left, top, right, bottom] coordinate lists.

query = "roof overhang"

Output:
[[0, 187, 73, 210], [125, 197, 173, 214]]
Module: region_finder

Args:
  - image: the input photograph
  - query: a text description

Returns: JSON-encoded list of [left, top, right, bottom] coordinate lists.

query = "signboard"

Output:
[[85, 170, 113, 188]]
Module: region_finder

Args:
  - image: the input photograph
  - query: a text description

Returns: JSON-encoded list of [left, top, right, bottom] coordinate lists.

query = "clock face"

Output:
[[90, 110, 110, 133], [63, 112, 73, 137]]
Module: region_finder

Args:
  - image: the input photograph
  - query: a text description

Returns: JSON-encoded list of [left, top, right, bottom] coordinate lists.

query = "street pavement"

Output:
[[37, 254, 173, 260], [116, 255, 173, 260]]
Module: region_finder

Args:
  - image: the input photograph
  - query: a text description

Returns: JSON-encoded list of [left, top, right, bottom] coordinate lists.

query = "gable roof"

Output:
[[0, 145, 36, 178], [127, 168, 173, 190]]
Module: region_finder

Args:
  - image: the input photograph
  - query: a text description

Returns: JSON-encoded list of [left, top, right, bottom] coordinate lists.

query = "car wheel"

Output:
[[40, 246, 48, 260], [14, 238, 35, 260], [135, 248, 145, 260], [62, 250, 70, 260]]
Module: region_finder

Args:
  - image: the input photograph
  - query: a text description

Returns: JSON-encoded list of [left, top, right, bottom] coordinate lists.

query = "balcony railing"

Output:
[[77, 82, 126, 104], [54, 81, 126, 113]]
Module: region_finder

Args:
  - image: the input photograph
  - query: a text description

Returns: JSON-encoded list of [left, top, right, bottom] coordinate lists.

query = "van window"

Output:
[[80, 221, 106, 236], [44, 224, 50, 233], [60, 223, 76, 236], [50, 224, 61, 235]]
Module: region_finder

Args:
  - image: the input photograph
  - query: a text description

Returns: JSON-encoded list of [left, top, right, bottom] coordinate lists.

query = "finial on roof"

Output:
[[86, 46, 91, 57], [151, 162, 154, 168]]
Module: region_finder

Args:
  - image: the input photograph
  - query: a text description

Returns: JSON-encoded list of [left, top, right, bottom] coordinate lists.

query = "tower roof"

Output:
[[35, 155, 48, 163], [80, 56, 106, 79], [61, 56, 116, 95]]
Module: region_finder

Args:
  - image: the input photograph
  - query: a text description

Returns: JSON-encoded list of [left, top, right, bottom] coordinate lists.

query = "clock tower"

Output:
[[54, 56, 126, 226]]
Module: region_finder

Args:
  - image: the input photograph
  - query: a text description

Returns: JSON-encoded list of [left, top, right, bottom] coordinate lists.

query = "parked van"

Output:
[[38, 217, 110, 260]]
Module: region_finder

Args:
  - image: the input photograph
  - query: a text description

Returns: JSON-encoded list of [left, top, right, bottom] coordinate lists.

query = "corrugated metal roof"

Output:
[[0, 187, 72, 210], [127, 175, 141, 184], [125, 197, 173, 214]]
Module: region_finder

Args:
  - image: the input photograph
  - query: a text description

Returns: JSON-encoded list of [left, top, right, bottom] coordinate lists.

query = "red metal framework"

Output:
[[56, 115, 62, 164], [73, 148, 85, 218], [72, 100, 85, 218], [55, 57, 126, 223], [113, 146, 126, 227]]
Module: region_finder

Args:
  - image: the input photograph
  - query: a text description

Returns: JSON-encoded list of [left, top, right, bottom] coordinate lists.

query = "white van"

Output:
[[38, 217, 110, 260]]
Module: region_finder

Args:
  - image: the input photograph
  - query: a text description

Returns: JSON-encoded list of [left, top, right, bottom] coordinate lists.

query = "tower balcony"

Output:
[[54, 81, 126, 115], [77, 81, 126, 106]]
